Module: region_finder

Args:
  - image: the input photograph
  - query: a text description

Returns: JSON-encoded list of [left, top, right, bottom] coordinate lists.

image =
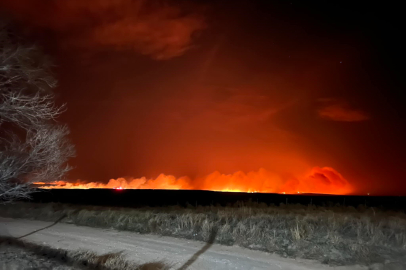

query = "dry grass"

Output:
[[0, 237, 170, 270], [1, 201, 406, 266]]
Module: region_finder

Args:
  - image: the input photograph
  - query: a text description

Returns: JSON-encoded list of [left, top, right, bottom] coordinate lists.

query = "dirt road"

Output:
[[0, 217, 366, 270]]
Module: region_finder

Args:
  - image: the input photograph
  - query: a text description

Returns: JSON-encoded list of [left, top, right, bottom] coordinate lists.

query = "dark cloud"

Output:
[[0, 0, 206, 59], [317, 99, 369, 122], [162, 89, 292, 132]]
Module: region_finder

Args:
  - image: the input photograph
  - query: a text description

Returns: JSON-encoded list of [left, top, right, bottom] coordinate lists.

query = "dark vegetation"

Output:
[[1, 199, 405, 268], [0, 237, 170, 270], [29, 188, 406, 210]]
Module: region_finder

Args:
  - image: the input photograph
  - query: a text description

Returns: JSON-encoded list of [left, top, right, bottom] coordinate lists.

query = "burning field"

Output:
[[35, 166, 352, 195], [1, 0, 405, 269]]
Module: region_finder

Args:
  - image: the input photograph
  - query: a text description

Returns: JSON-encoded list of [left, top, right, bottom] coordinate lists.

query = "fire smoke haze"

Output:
[[1, 1, 404, 195]]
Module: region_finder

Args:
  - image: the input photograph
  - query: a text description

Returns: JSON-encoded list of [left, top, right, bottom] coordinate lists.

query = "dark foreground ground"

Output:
[[1, 200, 405, 268], [28, 189, 406, 210], [0, 243, 77, 270], [0, 236, 170, 270]]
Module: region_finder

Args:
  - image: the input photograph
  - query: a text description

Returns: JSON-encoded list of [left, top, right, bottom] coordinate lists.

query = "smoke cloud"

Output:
[[0, 0, 206, 59], [317, 99, 369, 122], [38, 167, 352, 195]]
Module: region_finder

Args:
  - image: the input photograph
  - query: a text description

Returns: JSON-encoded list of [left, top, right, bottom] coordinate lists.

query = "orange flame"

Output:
[[35, 167, 352, 195]]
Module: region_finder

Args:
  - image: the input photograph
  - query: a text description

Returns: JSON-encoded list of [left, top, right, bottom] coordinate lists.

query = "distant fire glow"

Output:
[[35, 167, 352, 195]]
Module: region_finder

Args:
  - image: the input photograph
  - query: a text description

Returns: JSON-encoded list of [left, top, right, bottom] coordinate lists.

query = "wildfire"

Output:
[[35, 167, 352, 195]]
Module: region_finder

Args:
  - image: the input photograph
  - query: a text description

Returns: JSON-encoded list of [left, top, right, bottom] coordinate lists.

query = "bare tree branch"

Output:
[[0, 21, 75, 203]]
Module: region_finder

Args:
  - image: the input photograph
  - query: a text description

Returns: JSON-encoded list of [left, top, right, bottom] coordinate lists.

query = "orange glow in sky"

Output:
[[35, 166, 352, 195]]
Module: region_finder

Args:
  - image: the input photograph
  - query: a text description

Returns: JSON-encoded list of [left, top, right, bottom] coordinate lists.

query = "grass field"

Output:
[[0, 237, 169, 270], [1, 201, 405, 267]]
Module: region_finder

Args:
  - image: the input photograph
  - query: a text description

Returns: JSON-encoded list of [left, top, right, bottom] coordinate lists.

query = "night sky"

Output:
[[1, 1, 404, 195]]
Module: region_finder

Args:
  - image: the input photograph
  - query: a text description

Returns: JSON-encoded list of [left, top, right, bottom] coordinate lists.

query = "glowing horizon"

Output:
[[34, 166, 353, 195]]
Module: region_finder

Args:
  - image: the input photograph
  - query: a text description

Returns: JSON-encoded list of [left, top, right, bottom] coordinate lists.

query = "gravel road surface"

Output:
[[0, 217, 367, 270]]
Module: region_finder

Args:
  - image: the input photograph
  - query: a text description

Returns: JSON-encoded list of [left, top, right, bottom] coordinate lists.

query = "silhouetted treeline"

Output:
[[27, 189, 406, 211]]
